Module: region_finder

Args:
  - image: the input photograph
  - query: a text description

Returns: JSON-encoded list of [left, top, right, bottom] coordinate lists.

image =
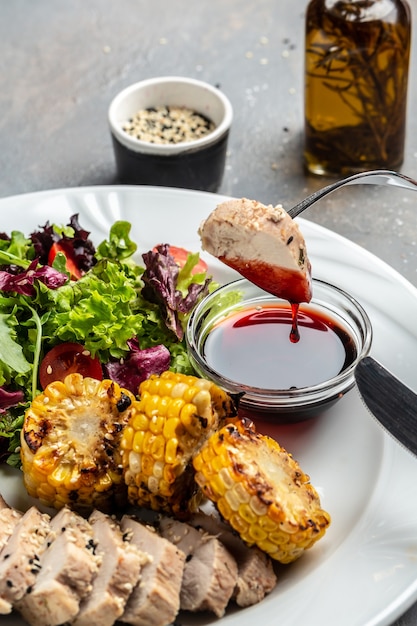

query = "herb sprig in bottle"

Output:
[[304, 0, 411, 176]]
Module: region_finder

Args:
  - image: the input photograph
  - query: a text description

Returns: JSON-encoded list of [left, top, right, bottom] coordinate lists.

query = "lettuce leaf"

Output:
[[0, 314, 32, 379], [141, 244, 211, 341]]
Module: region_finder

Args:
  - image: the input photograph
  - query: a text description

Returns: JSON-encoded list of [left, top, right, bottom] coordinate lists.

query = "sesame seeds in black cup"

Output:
[[108, 77, 233, 192]]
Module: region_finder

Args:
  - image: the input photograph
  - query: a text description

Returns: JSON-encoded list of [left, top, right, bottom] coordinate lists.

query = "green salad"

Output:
[[0, 215, 218, 467]]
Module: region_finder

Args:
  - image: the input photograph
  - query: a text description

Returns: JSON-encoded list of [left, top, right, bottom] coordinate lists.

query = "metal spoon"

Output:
[[287, 169, 417, 219]]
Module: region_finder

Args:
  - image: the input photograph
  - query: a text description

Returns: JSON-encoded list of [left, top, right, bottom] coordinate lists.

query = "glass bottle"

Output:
[[304, 0, 411, 176]]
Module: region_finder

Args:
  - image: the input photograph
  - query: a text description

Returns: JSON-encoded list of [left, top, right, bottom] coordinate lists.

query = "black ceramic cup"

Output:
[[108, 76, 233, 192]]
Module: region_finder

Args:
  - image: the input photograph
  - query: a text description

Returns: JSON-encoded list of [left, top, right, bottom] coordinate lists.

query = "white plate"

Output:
[[1, 185, 417, 626]]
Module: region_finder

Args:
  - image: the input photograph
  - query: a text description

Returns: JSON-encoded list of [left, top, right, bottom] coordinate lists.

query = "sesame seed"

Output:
[[122, 106, 215, 145]]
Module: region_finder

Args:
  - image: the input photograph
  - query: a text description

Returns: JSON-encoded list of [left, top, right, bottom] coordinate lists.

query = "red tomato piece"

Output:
[[39, 342, 103, 389], [48, 241, 82, 280], [154, 245, 208, 275]]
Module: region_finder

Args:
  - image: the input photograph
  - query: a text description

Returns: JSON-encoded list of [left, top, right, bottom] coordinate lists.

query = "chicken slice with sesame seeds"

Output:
[[72, 510, 147, 626], [199, 197, 312, 303], [0, 507, 51, 614], [159, 516, 238, 618], [119, 515, 185, 626]]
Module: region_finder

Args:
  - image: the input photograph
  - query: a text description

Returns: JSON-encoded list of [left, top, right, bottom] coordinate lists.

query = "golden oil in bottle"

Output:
[[304, 0, 411, 176]]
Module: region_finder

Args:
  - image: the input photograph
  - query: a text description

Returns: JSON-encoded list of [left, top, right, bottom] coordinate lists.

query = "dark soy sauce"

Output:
[[203, 304, 357, 389]]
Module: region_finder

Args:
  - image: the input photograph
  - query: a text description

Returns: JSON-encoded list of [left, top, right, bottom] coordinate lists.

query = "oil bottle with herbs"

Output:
[[304, 0, 411, 176]]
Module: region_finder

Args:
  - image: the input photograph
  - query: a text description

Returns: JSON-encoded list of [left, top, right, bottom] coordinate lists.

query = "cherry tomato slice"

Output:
[[48, 241, 82, 280], [39, 342, 103, 389], [154, 245, 208, 275]]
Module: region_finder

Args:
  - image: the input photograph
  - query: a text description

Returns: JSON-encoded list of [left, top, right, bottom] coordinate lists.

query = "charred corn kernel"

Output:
[[20, 373, 139, 515], [119, 370, 238, 518], [193, 418, 331, 564]]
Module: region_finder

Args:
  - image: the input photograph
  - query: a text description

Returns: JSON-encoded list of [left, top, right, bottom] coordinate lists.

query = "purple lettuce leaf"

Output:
[[0, 259, 68, 296], [103, 338, 171, 395], [141, 244, 210, 340], [0, 387, 24, 412], [31, 214, 97, 272]]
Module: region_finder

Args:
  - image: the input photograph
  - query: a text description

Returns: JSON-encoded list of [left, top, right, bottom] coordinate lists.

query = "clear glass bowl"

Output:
[[186, 278, 372, 422]]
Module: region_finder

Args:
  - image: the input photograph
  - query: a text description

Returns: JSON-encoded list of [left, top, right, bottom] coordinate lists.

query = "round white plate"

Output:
[[1, 186, 417, 626]]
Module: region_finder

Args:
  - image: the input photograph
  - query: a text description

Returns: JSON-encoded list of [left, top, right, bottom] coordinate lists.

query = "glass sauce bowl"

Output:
[[186, 278, 372, 422]]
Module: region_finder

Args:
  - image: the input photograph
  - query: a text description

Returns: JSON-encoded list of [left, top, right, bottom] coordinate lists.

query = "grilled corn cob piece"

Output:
[[119, 371, 237, 518], [193, 418, 331, 563], [20, 373, 138, 514]]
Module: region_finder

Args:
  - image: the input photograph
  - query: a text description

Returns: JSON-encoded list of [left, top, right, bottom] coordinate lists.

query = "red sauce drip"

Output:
[[290, 303, 300, 343]]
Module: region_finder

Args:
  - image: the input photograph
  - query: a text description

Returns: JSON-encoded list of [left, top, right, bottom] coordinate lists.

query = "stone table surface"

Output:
[[1, 1, 417, 625]]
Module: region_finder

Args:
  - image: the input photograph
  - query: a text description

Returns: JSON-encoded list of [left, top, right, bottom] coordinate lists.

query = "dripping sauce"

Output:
[[203, 303, 356, 390]]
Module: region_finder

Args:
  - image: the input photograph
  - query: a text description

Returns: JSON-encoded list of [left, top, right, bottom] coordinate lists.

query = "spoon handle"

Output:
[[288, 169, 417, 219]]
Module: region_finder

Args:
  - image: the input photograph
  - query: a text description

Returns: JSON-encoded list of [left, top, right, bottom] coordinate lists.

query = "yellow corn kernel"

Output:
[[166, 398, 185, 418], [47, 464, 72, 488], [247, 523, 268, 543], [121, 425, 134, 450], [95, 472, 113, 492], [238, 501, 258, 524], [131, 412, 149, 432], [144, 394, 164, 419], [162, 417, 182, 440], [180, 403, 197, 428], [142, 430, 156, 455], [149, 414, 165, 436], [132, 429, 145, 453], [141, 454, 155, 478], [165, 438, 179, 464], [150, 434, 166, 461], [182, 385, 199, 403]]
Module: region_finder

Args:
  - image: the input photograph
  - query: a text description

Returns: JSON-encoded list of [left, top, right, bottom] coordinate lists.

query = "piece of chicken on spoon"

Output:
[[199, 198, 312, 304]]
